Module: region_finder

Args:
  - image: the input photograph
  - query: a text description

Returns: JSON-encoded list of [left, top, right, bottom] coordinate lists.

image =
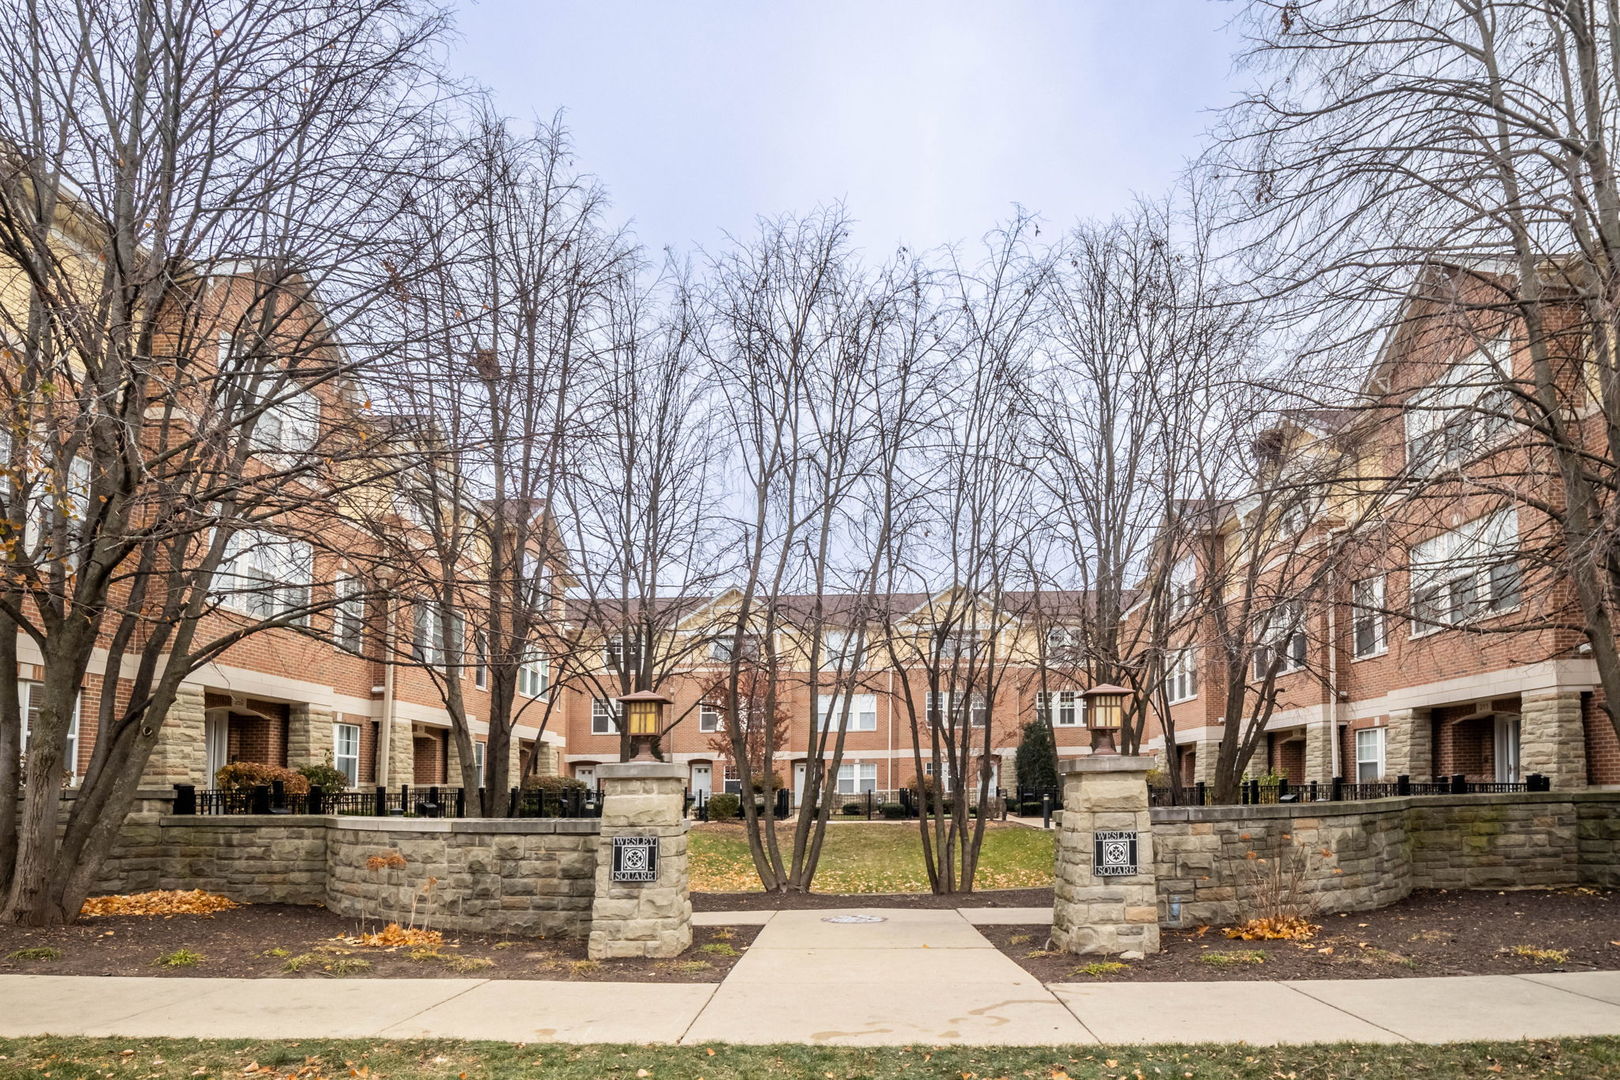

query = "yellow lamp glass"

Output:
[[1087, 693, 1124, 730], [627, 699, 660, 736]]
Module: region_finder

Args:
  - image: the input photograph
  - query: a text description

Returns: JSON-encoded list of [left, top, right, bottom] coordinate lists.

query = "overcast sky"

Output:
[[448, 1, 1244, 257]]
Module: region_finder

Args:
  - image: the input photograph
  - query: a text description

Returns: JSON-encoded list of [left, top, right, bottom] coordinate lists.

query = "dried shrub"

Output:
[[214, 761, 309, 794], [81, 890, 240, 918], [348, 923, 444, 949], [1227, 831, 1319, 941]]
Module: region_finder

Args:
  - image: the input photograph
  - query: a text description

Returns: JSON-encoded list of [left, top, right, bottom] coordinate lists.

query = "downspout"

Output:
[[377, 593, 398, 787]]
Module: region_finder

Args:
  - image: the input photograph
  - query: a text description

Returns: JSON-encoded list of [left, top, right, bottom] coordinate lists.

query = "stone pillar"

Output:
[[1384, 709, 1432, 780], [507, 740, 527, 789], [379, 715, 414, 788], [287, 703, 334, 769], [446, 733, 464, 788], [1051, 754, 1160, 959], [1189, 737, 1221, 785], [1304, 716, 1336, 783], [1520, 690, 1586, 790], [141, 685, 208, 787], [588, 761, 691, 960]]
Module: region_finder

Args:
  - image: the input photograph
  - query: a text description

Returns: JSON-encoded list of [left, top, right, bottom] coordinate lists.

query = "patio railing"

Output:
[[1149, 773, 1550, 807]]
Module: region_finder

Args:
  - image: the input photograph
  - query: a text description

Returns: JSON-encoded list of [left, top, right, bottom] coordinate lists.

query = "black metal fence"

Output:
[[172, 782, 609, 819], [1148, 773, 1551, 807]]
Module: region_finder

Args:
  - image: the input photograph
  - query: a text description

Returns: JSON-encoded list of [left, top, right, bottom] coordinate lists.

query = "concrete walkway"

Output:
[[2, 908, 1618, 1046]]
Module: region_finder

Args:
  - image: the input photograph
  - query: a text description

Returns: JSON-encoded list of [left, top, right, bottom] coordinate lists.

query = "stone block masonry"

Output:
[[1051, 754, 1160, 960], [1150, 790, 1620, 927], [588, 761, 693, 960], [99, 812, 600, 938]]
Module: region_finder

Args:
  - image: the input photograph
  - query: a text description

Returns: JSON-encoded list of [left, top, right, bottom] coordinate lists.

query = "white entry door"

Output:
[[205, 714, 229, 784], [1495, 715, 1521, 783], [690, 763, 712, 797], [576, 765, 596, 790], [793, 762, 807, 807]]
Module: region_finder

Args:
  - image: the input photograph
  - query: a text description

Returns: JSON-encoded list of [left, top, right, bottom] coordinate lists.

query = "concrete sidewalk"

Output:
[[1, 908, 1617, 1046]]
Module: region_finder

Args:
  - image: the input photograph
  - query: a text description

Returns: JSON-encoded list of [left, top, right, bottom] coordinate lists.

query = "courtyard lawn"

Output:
[[1, 1037, 1616, 1080], [689, 821, 1055, 892]]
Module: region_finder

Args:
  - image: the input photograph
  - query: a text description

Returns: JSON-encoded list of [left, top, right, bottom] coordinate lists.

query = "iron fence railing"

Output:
[[1149, 773, 1550, 807], [176, 782, 468, 817]]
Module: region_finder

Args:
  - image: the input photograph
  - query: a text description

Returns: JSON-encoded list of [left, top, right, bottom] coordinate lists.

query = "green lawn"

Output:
[[689, 821, 1055, 892], [1, 1036, 1615, 1079]]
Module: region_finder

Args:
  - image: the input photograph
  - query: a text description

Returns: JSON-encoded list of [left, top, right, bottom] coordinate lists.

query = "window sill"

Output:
[[1166, 695, 1197, 706], [1349, 648, 1388, 663]]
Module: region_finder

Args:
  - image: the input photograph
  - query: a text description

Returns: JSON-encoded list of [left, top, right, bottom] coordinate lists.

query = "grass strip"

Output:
[[0, 1035, 1615, 1079]]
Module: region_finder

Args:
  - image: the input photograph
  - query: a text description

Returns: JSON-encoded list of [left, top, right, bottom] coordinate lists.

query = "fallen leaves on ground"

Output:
[[80, 890, 241, 918], [343, 923, 443, 948], [1223, 916, 1319, 941]]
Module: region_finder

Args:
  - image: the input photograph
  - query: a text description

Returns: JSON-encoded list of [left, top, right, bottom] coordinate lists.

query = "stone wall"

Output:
[[326, 818, 597, 939], [99, 810, 601, 938], [1150, 791, 1620, 927]]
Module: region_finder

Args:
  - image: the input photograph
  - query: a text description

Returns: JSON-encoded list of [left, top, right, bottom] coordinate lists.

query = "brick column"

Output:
[[141, 685, 208, 787], [1384, 708, 1432, 780], [588, 761, 691, 960], [1304, 717, 1336, 783], [287, 703, 334, 769], [1051, 754, 1160, 959], [1520, 690, 1586, 790]]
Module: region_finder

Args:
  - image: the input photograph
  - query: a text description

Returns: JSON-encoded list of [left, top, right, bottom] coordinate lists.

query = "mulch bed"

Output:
[[692, 886, 1054, 911], [0, 904, 758, 983], [983, 887, 1620, 983]]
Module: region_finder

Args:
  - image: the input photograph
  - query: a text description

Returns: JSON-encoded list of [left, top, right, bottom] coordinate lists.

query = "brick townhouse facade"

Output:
[[9, 266, 563, 800], [1149, 268, 1620, 792], [549, 590, 1101, 803]]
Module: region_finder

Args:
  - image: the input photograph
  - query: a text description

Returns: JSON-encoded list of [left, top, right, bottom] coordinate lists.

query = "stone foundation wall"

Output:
[[99, 810, 601, 938], [1151, 791, 1620, 927]]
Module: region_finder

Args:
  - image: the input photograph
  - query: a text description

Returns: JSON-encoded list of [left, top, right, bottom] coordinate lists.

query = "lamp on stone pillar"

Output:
[[617, 690, 672, 763], [1083, 683, 1129, 756]]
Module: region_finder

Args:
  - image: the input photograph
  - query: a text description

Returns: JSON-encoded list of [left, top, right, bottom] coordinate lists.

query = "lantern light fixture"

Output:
[[616, 690, 673, 763], [1082, 683, 1130, 756]]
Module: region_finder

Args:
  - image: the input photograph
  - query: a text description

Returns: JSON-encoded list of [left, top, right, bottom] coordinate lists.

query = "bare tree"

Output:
[[1220, 0, 1620, 746], [370, 112, 630, 812], [0, 0, 448, 923]]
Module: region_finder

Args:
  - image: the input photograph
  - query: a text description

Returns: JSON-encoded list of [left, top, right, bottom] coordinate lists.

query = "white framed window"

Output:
[[215, 529, 313, 621], [835, 761, 878, 795], [1352, 576, 1388, 658], [1355, 727, 1386, 783], [1036, 689, 1080, 726], [1044, 625, 1079, 659], [591, 698, 620, 736], [926, 691, 988, 728], [517, 654, 549, 698], [411, 605, 462, 669], [816, 693, 877, 732], [936, 629, 985, 658], [473, 740, 486, 788], [1169, 556, 1197, 616], [699, 704, 721, 733], [332, 575, 364, 652], [604, 635, 643, 671], [18, 680, 80, 783], [1404, 344, 1514, 475], [472, 631, 488, 690], [923, 758, 958, 788], [1410, 509, 1521, 634], [710, 633, 762, 662], [1253, 601, 1307, 678], [1165, 647, 1198, 704], [822, 629, 856, 668], [21, 450, 93, 556], [332, 722, 360, 786], [221, 334, 320, 455]]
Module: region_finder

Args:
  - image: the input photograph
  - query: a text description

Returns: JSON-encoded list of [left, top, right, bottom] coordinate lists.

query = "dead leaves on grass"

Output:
[[80, 889, 240, 918]]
